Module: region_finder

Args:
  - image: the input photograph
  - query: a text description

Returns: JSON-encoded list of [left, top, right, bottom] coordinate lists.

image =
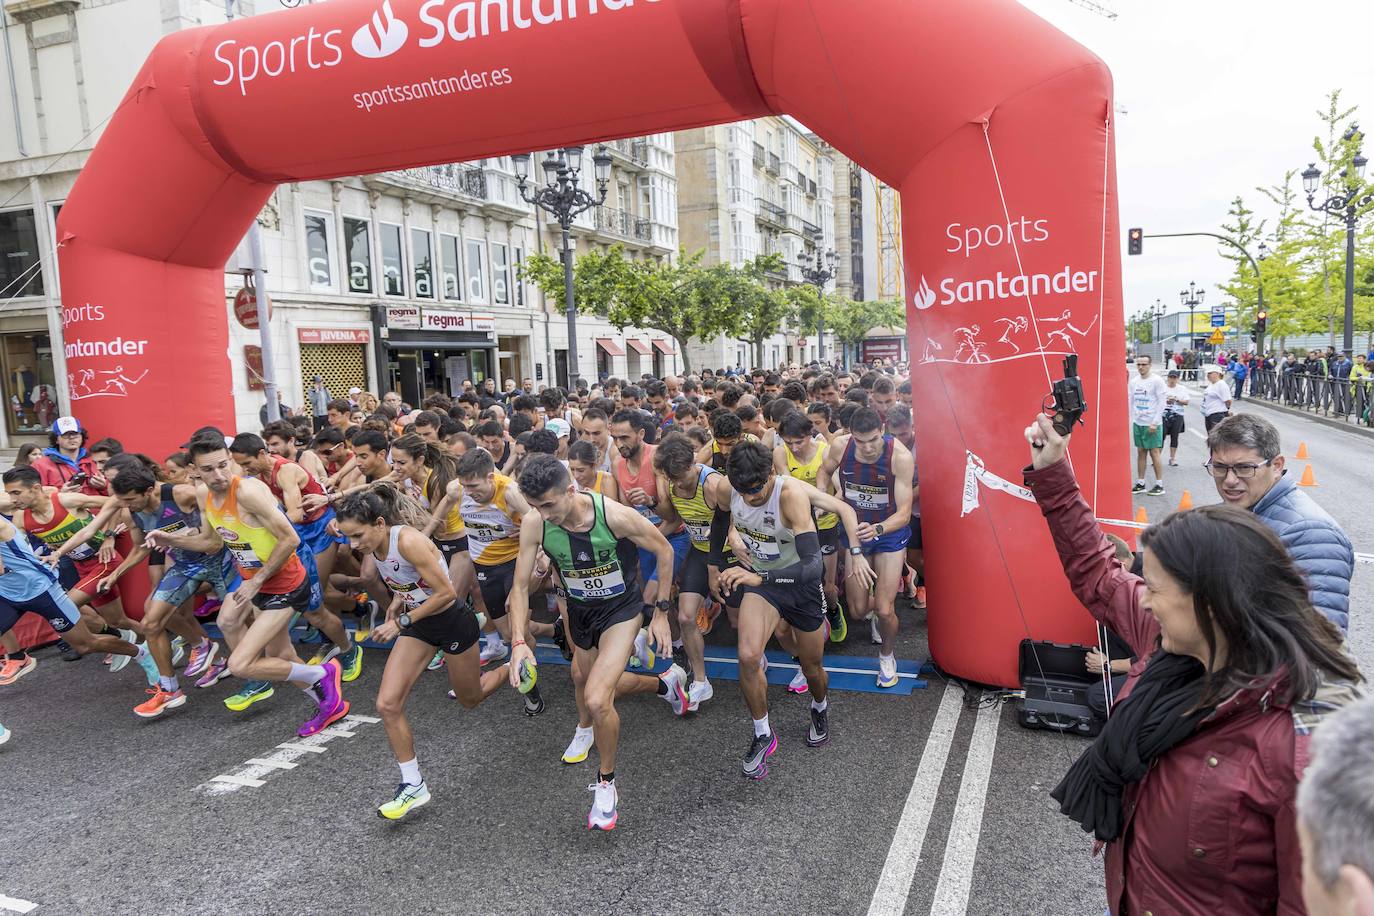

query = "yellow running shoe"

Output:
[[340, 646, 363, 682], [378, 782, 430, 820], [223, 681, 274, 711]]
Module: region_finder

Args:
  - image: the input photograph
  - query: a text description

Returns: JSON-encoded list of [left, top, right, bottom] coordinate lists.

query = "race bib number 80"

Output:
[[563, 563, 626, 601]]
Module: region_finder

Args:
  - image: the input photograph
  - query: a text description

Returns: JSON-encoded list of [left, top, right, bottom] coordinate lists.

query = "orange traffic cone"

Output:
[[1299, 463, 1318, 487], [1177, 490, 1193, 511], [1135, 506, 1149, 525], [1296, 442, 1310, 459]]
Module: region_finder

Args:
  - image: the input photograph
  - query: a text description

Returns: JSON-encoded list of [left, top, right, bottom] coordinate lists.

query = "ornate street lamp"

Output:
[[1300, 124, 1374, 355], [799, 248, 836, 363]]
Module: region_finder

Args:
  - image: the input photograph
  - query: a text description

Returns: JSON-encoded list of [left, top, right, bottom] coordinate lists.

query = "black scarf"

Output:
[[1051, 650, 1213, 842]]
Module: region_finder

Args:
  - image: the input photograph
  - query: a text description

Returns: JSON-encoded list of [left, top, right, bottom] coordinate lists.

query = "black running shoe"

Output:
[[552, 617, 573, 662], [742, 731, 777, 779], [671, 645, 692, 684], [57, 639, 80, 662], [523, 684, 546, 717], [806, 707, 830, 747]]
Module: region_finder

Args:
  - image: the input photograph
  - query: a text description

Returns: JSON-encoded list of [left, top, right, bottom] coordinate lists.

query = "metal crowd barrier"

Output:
[[1245, 368, 1374, 427]]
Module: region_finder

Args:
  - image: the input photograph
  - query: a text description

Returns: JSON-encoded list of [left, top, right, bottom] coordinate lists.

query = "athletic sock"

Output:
[[573, 724, 593, 738], [134, 643, 150, 660], [289, 663, 326, 685], [159, 675, 178, 692], [811, 697, 828, 713], [1136, 478, 1145, 486], [672, 639, 683, 650], [753, 714, 770, 738], [398, 758, 422, 786], [598, 770, 615, 784], [879, 653, 896, 664]]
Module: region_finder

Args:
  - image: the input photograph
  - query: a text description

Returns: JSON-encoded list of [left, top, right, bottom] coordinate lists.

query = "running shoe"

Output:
[[629, 628, 653, 670], [479, 640, 509, 665], [551, 617, 573, 662], [687, 680, 714, 712], [378, 781, 430, 820], [827, 603, 847, 643], [135, 646, 161, 685], [522, 682, 545, 717], [914, 586, 927, 610], [306, 644, 342, 666], [562, 727, 594, 764], [426, 651, 444, 672], [183, 640, 218, 679], [340, 645, 364, 682], [696, 601, 721, 636], [171, 637, 186, 667], [1168, 457, 1179, 467], [109, 629, 139, 673], [516, 658, 538, 694], [759, 654, 769, 673], [786, 668, 809, 695], [0, 722, 8, 745], [194, 597, 222, 619], [0, 655, 37, 685], [869, 615, 882, 645], [57, 639, 80, 662], [1131, 482, 1147, 494], [297, 659, 349, 737], [1147, 483, 1166, 496], [134, 686, 187, 718], [742, 731, 777, 780], [876, 655, 899, 689], [671, 645, 692, 684], [806, 706, 830, 747], [195, 658, 230, 689], [224, 680, 274, 711], [587, 779, 618, 831], [102, 654, 112, 666], [659, 663, 689, 716]]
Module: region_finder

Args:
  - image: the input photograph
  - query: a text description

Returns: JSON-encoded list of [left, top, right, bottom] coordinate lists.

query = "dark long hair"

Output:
[[1140, 504, 1361, 710], [390, 434, 457, 507], [335, 481, 431, 530]]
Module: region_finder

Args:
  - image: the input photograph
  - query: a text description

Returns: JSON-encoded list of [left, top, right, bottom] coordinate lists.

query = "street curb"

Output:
[[1239, 396, 1374, 442]]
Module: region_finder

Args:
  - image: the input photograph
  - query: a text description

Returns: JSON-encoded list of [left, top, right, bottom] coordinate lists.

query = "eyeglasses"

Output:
[[1204, 459, 1273, 479]]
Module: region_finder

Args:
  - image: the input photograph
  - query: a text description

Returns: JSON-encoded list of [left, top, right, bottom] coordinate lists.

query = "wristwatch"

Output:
[[398, 612, 413, 628], [655, 599, 672, 614], [875, 523, 886, 536], [848, 545, 864, 556]]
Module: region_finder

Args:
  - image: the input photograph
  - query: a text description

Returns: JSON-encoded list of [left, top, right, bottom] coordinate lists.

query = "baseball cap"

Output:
[[348, 387, 362, 396], [52, 416, 83, 435], [544, 418, 572, 439], [1166, 369, 1179, 378], [1206, 365, 1224, 376]]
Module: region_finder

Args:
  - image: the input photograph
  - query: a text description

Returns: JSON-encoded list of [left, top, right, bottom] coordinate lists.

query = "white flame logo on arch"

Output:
[[352, 0, 409, 59], [912, 275, 937, 311], [961, 450, 1035, 517]]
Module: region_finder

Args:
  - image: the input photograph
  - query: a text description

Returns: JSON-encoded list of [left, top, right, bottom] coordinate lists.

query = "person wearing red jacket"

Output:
[[30, 416, 104, 495], [1022, 412, 1363, 916]]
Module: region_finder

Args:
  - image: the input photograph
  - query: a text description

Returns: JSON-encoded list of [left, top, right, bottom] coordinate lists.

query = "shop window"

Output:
[[440, 233, 462, 301], [344, 217, 372, 293], [2, 331, 57, 435], [465, 239, 486, 302], [513, 246, 524, 306], [380, 223, 406, 297], [492, 242, 510, 306], [412, 228, 435, 299], [0, 208, 44, 299], [303, 211, 335, 291]]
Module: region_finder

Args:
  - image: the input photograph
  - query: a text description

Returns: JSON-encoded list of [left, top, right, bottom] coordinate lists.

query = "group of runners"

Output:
[[0, 364, 922, 830]]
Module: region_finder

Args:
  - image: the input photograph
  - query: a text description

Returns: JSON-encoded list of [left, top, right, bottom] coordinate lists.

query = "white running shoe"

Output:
[[171, 636, 186, 667], [479, 640, 509, 665], [587, 779, 618, 831], [630, 628, 654, 670], [759, 654, 769, 673], [562, 727, 595, 764], [659, 663, 689, 716], [109, 629, 138, 673], [876, 654, 899, 689], [787, 668, 809, 694], [869, 614, 882, 645], [687, 680, 714, 711]]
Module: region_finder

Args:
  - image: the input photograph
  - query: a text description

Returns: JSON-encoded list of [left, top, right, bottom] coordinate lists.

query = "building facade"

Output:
[[1, 0, 679, 442]]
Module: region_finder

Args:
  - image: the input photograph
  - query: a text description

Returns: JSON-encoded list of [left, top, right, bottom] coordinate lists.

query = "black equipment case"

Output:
[[1016, 639, 1102, 738]]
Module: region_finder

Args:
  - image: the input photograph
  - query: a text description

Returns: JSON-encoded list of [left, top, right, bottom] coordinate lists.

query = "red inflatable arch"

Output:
[[57, 0, 1129, 686]]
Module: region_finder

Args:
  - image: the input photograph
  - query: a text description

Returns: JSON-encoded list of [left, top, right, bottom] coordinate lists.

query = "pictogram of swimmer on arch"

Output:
[[920, 308, 1099, 366], [69, 366, 150, 399]]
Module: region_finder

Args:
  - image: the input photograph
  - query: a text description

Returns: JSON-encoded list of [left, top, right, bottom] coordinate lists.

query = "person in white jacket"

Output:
[[1127, 355, 1168, 495], [1162, 369, 1191, 466]]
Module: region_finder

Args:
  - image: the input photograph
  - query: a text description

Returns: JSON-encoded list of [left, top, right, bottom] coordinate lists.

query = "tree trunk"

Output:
[[675, 335, 693, 374]]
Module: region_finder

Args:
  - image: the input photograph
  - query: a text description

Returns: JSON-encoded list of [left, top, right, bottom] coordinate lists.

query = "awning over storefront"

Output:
[[652, 339, 676, 354], [596, 338, 626, 357], [625, 338, 652, 355]]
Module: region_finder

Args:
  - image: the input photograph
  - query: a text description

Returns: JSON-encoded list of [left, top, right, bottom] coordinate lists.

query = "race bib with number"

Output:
[[562, 563, 627, 601], [217, 529, 262, 569], [737, 526, 781, 564], [388, 581, 430, 610], [684, 520, 711, 544], [844, 482, 889, 511]]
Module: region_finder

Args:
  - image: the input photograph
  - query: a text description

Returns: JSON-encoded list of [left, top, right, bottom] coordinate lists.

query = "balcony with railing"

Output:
[[808, 179, 818, 197], [606, 138, 648, 168], [766, 153, 781, 175], [593, 206, 653, 242], [752, 143, 766, 169], [755, 198, 786, 228], [373, 164, 487, 203]]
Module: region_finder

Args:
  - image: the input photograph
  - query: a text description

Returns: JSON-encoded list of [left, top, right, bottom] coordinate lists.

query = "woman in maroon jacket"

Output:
[[1022, 413, 1363, 916]]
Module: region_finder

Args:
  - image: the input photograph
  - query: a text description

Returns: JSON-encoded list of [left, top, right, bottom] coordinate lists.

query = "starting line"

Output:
[[201, 625, 931, 697]]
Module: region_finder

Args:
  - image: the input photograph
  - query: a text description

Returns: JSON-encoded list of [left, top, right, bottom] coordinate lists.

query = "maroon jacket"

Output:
[[1025, 458, 1307, 916]]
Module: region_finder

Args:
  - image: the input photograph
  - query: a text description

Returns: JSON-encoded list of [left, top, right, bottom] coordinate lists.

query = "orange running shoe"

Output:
[[134, 685, 187, 718], [0, 655, 36, 685], [696, 601, 722, 636], [914, 586, 927, 609]]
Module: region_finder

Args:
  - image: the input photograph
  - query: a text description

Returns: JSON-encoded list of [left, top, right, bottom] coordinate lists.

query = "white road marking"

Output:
[[866, 683, 965, 916], [0, 895, 37, 913], [245, 758, 298, 770], [929, 695, 1002, 916], [211, 774, 266, 789], [277, 742, 327, 753], [344, 714, 381, 724], [1189, 429, 1206, 440], [316, 726, 357, 738]]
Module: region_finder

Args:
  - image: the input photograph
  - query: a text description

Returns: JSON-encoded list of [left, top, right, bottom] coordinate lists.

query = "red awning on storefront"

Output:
[[595, 338, 626, 357], [652, 339, 676, 354], [625, 338, 653, 355]]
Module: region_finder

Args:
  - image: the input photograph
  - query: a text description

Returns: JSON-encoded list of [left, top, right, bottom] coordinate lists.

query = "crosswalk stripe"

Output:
[[929, 694, 1002, 915]]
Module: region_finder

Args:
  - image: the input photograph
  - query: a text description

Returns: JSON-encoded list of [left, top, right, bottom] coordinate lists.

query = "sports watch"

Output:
[[655, 599, 672, 614], [875, 523, 886, 536], [848, 545, 864, 556], [398, 612, 413, 628]]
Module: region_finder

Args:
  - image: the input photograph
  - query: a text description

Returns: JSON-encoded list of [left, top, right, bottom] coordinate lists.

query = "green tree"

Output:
[[827, 297, 905, 365], [517, 243, 632, 320], [1255, 171, 1315, 349], [732, 255, 793, 369]]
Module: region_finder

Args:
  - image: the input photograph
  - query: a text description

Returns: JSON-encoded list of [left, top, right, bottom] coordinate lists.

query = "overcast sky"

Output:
[[1018, 0, 1374, 321]]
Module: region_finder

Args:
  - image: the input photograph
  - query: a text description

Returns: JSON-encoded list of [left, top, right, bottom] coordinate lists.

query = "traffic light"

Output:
[[1127, 227, 1143, 255], [1255, 310, 1268, 335]]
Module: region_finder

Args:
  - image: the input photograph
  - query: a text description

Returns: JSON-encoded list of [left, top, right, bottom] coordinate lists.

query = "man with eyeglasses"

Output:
[[1205, 413, 1353, 630]]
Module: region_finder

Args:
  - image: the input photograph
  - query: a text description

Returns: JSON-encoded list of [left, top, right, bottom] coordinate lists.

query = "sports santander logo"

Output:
[[912, 276, 937, 310], [352, 0, 408, 59]]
